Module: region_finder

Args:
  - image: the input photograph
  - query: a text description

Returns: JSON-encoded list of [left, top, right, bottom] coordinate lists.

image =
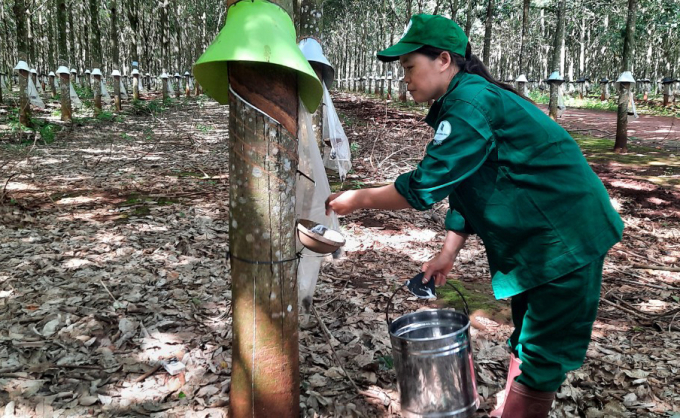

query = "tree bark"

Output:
[[225, 0, 300, 416], [68, 7, 76, 66], [94, 75, 102, 114], [113, 74, 121, 111], [614, 0, 638, 153], [57, 0, 72, 122], [133, 75, 140, 100], [464, 0, 474, 37], [13, 0, 30, 126], [125, 0, 140, 64], [482, 0, 494, 66], [111, 0, 120, 69], [90, 0, 102, 68], [548, 0, 565, 120], [519, 0, 530, 74]]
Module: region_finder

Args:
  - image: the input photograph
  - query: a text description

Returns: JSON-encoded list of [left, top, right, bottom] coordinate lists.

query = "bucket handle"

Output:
[[385, 281, 470, 325]]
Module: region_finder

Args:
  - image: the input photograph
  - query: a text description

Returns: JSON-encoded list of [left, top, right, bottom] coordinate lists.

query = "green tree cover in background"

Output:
[[0, 0, 678, 85], [322, 0, 680, 86], [0, 0, 227, 75]]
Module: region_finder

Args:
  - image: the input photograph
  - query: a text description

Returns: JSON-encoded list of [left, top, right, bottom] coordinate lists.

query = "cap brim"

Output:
[[377, 42, 422, 62]]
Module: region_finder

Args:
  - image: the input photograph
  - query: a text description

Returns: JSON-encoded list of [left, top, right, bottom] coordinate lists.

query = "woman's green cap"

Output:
[[377, 14, 468, 62]]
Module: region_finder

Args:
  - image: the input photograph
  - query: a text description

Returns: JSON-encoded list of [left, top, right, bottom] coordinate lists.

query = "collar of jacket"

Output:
[[424, 71, 467, 128]]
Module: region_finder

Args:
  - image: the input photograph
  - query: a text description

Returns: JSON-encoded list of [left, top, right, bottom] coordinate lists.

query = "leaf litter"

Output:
[[0, 92, 678, 417]]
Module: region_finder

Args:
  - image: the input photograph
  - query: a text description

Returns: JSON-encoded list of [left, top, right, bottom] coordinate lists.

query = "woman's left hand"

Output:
[[422, 251, 456, 286]]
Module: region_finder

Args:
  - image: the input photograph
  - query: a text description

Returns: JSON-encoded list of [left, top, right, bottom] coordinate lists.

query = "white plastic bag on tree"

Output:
[[27, 77, 45, 109], [69, 82, 82, 109], [120, 80, 128, 100], [297, 99, 341, 312], [100, 81, 111, 104], [321, 84, 352, 180], [557, 85, 566, 118], [627, 90, 638, 122]]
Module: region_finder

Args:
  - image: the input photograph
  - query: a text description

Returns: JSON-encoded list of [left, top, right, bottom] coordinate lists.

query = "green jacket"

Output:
[[395, 72, 624, 299]]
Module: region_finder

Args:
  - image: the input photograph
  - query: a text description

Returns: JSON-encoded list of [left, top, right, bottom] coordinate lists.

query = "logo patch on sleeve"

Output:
[[433, 120, 451, 145]]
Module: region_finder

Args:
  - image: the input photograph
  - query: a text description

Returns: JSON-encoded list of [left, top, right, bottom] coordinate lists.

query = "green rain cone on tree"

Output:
[[192, 0, 322, 112]]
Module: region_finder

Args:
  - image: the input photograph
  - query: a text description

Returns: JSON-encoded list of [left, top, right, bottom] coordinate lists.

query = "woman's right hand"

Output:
[[325, 190, 361, 216], [422, 250, 457, 286]]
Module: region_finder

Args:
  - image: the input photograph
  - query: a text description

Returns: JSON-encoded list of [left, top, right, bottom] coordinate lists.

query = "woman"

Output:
[[325, 14, 623, 418]]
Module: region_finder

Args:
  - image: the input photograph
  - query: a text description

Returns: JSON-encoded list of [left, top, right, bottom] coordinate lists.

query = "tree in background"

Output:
[[548, 0, 566, 120], [482, 0, 494, 66], [57, 0, 72, 122], [13, 0, 30, 126], [614, 0, 638, 153]]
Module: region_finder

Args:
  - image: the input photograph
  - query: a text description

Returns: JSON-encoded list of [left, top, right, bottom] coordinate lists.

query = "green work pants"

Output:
[[508, 255, 605, 392]]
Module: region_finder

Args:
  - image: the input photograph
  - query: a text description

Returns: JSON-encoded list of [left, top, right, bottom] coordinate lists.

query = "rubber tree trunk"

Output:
[[89, 0, 102, 67], [59, 71, 72, 122], [226, 1, 300, 416], [482, 0, 494, 66], [113, 75, 121, 111], [93, 75, 102, 115], [18, 69, 31, 127], [464, 0, 475, 36], [548, 0, 566, 120], [162, 78, 168, 100], [50, 75, 57, 99], [133, 75, 139, 100], [14, 0, 30, 126], [614, 0, 638, 153], [519, 0, 530, 74], [175, 78, 181, 98], [185, 77, 190, 97]]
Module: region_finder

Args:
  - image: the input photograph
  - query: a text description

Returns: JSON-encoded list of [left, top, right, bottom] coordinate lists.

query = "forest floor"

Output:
[[0, 91, 679, 418]]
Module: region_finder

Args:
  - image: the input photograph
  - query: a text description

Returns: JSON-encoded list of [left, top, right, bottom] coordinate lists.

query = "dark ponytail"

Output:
[[417, 44, 533, 102]]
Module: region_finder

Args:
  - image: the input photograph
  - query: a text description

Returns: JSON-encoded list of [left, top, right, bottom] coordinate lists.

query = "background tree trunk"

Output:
[[482, 0, 494, 66], [133, 75, 140, 100], [94, 75, 102, 114], [226, 0, 300, 416], [113, 73, 121, 111], [57, 0, 72, 122], [614, 0, 638, 153], [548, 0, 565, 120], [125, 0, 140, 64], [464, 0, 474, 37], [111, 0, 119, 70], [68, 7, 76, 67], [519, 0, 530, 75], [13, 0, 30, 126], [90, 0, 102, 68], [162, 77, 168, 99]]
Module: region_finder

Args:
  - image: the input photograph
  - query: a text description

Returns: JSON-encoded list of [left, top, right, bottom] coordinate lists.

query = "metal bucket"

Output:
[[387, 283, 478, 418]]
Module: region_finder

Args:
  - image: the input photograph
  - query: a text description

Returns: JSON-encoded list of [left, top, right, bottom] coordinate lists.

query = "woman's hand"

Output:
[[422, 250, 457, 286], [325, 190, 361, 216]]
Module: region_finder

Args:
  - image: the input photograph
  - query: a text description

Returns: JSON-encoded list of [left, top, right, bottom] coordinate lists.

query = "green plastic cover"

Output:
[[193, 0, 322, 112]]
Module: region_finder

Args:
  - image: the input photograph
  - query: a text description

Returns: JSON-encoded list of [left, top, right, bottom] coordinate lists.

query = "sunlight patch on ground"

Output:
[[636, 299, 670, 313], [62, 258, 93, 269], [4, 181, 38, 191], [56, 195, 99, 205]]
